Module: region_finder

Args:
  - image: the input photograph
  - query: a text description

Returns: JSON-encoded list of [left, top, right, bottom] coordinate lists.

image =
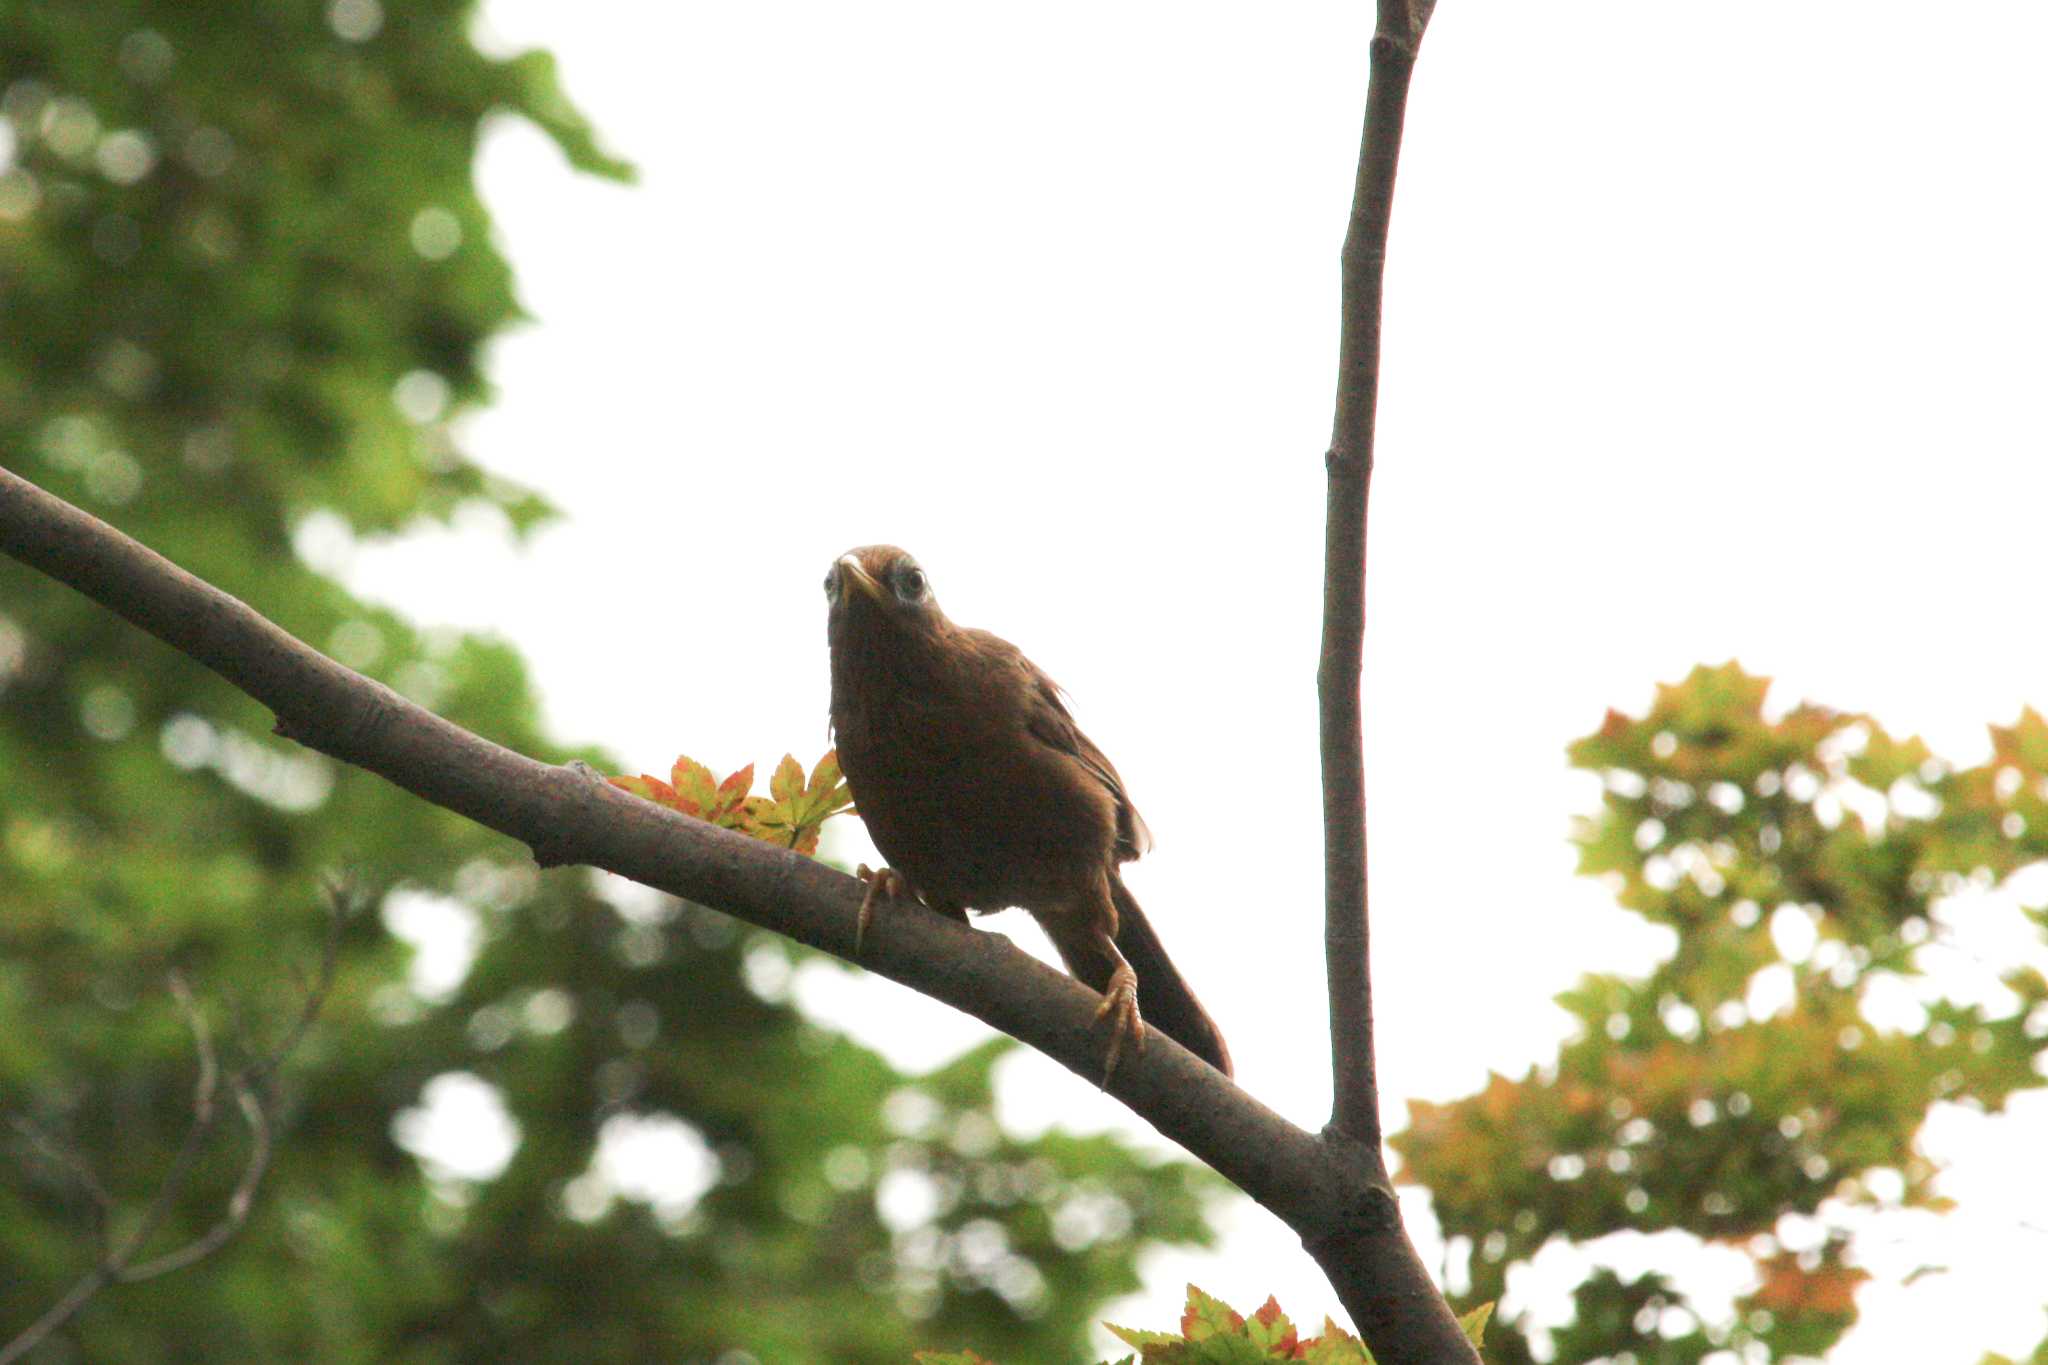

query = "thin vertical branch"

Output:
[[1320, 0, 1437, 1150]]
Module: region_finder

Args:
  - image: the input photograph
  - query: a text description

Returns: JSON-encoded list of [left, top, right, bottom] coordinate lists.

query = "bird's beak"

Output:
[[837, 554, 885, 602]]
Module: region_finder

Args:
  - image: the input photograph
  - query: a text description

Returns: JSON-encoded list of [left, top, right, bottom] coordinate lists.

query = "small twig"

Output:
[[90, 977, 226, 1282], [8, 1117, 117, 1253], [0, 897, 345, 1363], [166, 973, 219, 1122], [121, 1079, 271, 1283]]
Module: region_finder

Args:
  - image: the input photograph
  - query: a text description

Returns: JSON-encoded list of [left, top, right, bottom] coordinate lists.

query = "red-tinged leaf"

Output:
[[1181, 1285, 1244, 1341], [734, 795, 772, 837], [771, 753, 805, 804], [712, 763, 756, 822], [609, 774, 674, 805], [670, 754, 719, 813], [1246, 1297, 1298, 1355]]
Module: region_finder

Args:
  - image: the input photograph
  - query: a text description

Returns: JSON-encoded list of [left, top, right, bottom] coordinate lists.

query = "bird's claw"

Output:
[[855, 864, 911, 956], [1093, 964, 1145, 1087]]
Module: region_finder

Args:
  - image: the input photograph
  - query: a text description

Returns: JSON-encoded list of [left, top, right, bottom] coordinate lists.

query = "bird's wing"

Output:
[[969, 630, 1154, 859]]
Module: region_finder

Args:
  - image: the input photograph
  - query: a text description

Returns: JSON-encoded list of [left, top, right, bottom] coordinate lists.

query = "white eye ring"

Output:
[[823, 567, 841, 601], [895, 566, 927, 602]]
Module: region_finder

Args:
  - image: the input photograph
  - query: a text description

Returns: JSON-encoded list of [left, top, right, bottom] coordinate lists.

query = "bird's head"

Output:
[[825, 545, 943, 647]]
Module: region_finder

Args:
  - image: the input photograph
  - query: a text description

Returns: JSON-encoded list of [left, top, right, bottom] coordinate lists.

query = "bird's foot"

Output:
[[1093, 963, 1146, 1086], [854, 864, 912, 956]]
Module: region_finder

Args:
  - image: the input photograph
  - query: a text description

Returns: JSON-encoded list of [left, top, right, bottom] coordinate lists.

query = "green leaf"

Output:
[[1181, 1285, 1245, 1341], [1303, 1320, 1374, 1365], [771, 752, 805, 804], [669, 753, 718, 816], [1105, 1324, 1181, 1351], [808, 748, 846, 800]]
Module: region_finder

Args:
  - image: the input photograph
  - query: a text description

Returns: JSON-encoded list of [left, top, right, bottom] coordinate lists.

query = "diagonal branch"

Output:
[[1320, 0, 1437, 1150], [3, 457, 1476, 1361]]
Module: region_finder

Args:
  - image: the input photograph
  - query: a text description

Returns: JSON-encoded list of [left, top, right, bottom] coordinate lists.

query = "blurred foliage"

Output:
[[0, 2, 1216, 1360], [1395, 663, 2048, 1362]]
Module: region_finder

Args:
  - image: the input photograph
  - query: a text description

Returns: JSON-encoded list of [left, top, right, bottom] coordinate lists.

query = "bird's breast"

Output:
[[832, 679, 1116, 914]]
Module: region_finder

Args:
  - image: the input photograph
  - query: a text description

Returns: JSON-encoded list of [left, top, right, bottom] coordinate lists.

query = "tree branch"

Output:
[[1320, 0, 1437, 1150], [5, 455, 1474, 1359], [0, 893, 345, 1363], [1305, 7, 1482, 1359]]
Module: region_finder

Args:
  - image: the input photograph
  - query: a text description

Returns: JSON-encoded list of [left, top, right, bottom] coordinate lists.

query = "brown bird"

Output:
[[825, 544, 1231, 1082]]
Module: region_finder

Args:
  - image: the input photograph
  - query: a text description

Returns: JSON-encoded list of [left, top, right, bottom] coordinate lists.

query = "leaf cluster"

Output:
[[609, 752, 854, 857], [1395, 663, 2048, 1362], [917, 1285, 1491, 1365]]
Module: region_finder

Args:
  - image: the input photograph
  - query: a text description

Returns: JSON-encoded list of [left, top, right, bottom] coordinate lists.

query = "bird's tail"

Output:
[[1108, 872, 1233, 1078]]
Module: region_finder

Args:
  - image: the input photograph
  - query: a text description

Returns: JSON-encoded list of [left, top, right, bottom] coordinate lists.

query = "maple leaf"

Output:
[[708, 763, 755, 826], [1457, 1302, 1491, 1348], [750, 750, 856, 854], [670, 754, 719, 816], [1181, 1284, 1246, 1340], [1246, 1298, 1300, 1355], [1300, 1319, 1371, 1365], [770, 752, 805, 805], [607, 774, 678, 807]]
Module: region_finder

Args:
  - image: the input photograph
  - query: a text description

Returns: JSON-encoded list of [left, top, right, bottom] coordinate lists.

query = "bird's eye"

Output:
[[894, 566, 927, 603], [823, 566, 840, 602]]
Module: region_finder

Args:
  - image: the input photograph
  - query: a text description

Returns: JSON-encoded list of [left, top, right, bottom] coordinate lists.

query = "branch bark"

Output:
[[1321, 0, 1436, 1150], [1309, 4, 1480, 1359]]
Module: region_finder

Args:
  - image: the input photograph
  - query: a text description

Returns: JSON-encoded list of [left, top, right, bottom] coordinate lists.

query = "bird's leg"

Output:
[[855, 864, 911, 955], [1094, 957, 1145, 1085], [1038, 905, 1148, 1086]]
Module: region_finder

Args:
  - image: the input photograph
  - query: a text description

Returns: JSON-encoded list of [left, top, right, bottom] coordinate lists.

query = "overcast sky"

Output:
[[348, 3, 2048, 1358]]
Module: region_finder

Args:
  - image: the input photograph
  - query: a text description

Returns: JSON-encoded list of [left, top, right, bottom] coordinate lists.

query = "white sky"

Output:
[[348, 3, 2048, 1359]]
